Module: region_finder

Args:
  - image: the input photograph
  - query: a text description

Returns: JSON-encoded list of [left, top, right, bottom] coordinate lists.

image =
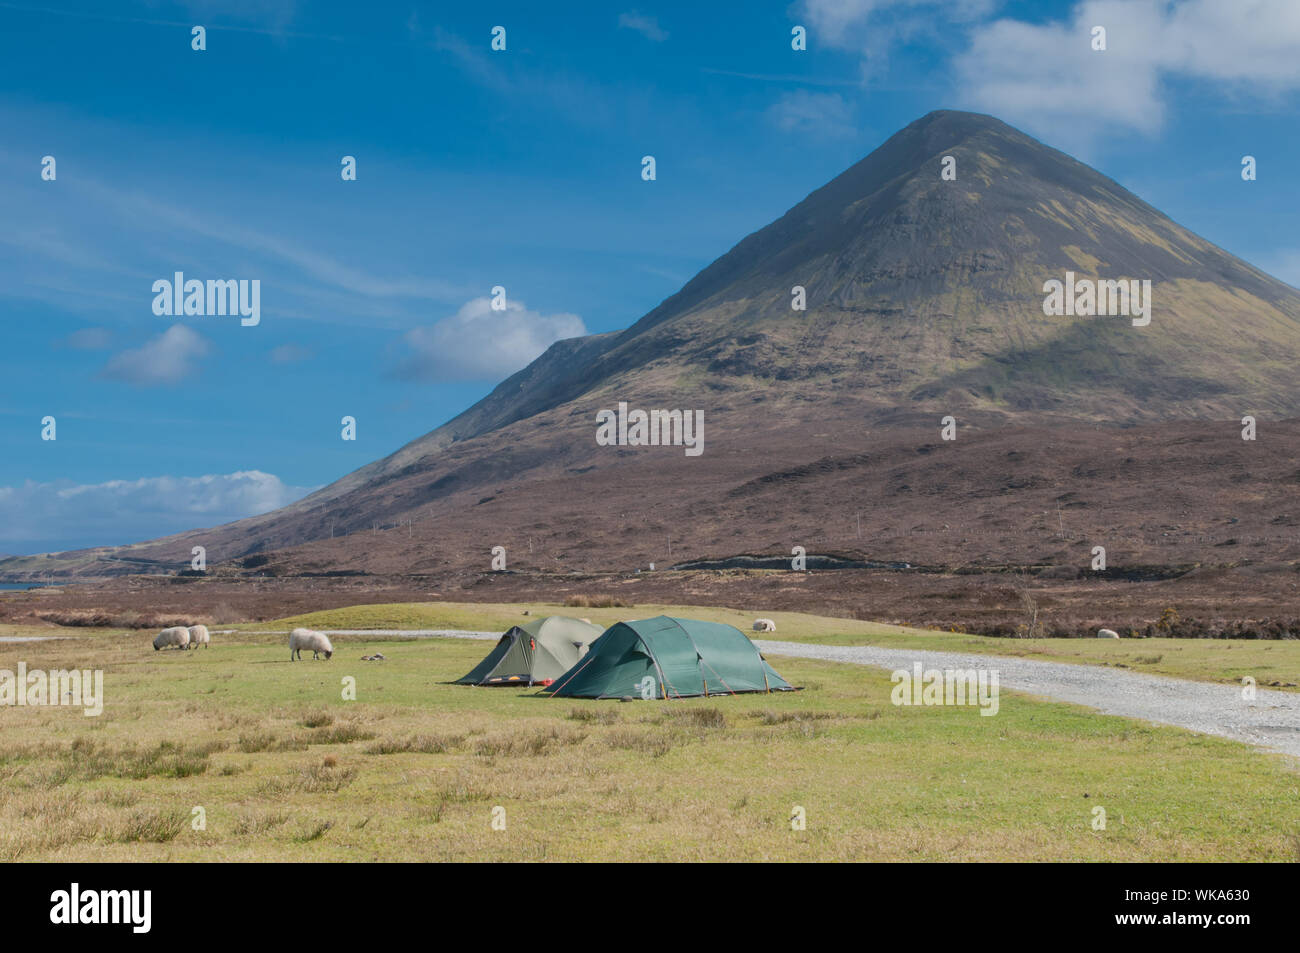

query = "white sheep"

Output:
[[153, 626, 191, 651], [1097, 628, 1120, 639], [752, 618, 777, 633], [187, 624, 210, 648], [289, 627, 333, 661]]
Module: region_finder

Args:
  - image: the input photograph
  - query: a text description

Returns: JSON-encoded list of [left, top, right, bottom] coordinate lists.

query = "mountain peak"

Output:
[[906, 107, 1016, 134], [625, 109, 1290, 335]]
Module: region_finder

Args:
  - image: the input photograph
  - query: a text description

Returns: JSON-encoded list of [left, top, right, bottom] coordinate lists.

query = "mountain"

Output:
[[7, 109, 1300, 581]]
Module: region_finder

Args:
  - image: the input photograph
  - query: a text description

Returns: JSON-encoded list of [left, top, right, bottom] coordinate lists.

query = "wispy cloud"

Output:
[[420, 26, 623, 129], [0, 152, 472, 327], [73, 177, 464, 302], [429, 24, 513, 95], [0, 226, 124, 273], [174, 0, 301, 34], [269, 343, 312, 364], [618, 11, 669, 42], [394, 297, 585, 382], [0, 0, 340, 40], [58, 327, 113, 350], [767, 90, 856, 138], [699, 66, 862, 87]]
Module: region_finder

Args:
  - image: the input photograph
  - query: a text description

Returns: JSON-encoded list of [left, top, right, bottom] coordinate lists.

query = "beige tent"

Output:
[[456, 616, 605, 686]]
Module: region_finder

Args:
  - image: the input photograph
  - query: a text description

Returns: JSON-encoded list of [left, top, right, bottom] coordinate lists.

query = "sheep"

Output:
[[289, 627, 333, 661], [187, 624, 210, 648], [752, 618, 777, 633], [153, 626, 191, 651], [1097, 628, 1120, 639]]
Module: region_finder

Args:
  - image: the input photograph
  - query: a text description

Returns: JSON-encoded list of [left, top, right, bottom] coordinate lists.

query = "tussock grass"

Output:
[[603, 727, 678, 758], [233, 810, 290, 836], [300, 709, 333, 728], [90, 787, 141, 809], [755, 709, 840, 725], [8, 738, 231, 784], [656, 707, 727, 730], [292, 819, 333, 842], [259, 763, 358, 797], [237, 731, 305, 753], [237, 722, 372, 751], [365, 733, 464, 755], [303, 723, 375, 745], [473, 725, 586, 758], [114, 807, 188, 843]]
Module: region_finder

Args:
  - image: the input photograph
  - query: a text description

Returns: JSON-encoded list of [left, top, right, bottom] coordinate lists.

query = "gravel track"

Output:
[[754, 639, 1300, 758]]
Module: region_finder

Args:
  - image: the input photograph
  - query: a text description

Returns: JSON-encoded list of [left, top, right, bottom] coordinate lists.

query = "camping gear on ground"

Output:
[[456, 616, 604, 686], [543, 615, 794, 699]]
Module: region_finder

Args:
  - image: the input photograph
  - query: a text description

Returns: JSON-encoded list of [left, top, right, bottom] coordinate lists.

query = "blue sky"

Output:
[[2, 0, 1298, 554]]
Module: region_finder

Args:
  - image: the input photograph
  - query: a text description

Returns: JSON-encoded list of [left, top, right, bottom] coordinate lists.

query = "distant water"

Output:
[[0, 583, 55, 590]]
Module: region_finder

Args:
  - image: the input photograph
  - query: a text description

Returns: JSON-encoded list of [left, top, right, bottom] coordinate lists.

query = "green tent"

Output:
[[544, 615, 795, 699], [456, 616, 604, 687]]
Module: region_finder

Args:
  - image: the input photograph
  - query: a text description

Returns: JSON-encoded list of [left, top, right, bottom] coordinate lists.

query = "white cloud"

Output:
[[953, 0, 1300, 151], [102, 324, 210, 387], [768, 90, 856, 138], [0, 471, 316, 552], [395, 297, 586, 382], [618, 11, 669, 42]]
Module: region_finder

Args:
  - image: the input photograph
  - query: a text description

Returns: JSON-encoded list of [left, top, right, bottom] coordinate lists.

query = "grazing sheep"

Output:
[[289, 627, 333, 661], [187, 624, 210, 648], [153, 626, 191, 651], [1097, 628, 1120, 639], [752, 618, 777, 633]]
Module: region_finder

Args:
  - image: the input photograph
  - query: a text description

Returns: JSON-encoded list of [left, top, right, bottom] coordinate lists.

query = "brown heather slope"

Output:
[[4, 109, 1300, 631]]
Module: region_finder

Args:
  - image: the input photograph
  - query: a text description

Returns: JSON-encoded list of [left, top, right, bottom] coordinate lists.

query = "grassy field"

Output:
[[1, 607, 1298, 861], [262, 601, 1300, 691]]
